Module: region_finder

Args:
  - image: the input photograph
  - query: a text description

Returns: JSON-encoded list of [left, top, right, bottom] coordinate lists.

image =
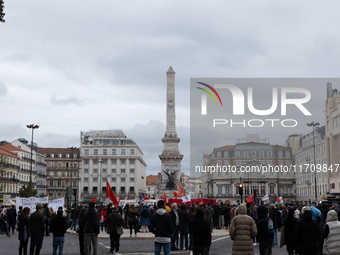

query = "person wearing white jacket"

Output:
[[322, 210, 340, 255]]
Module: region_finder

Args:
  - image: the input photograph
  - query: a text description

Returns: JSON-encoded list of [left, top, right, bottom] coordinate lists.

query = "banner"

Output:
[[16, 197, 49, 213], [182, 194, 191, 203], [261, 194, 269, 201], [49, 197, 64, 213]]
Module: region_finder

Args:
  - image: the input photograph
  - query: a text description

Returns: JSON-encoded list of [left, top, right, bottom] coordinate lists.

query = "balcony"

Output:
[[306, 180, 312, 185], [36, 162, 47, 167], [36, 184, 47, 189], [0, 177, 19, 183], [20, 168, 31, 173], [2, 163, 20, 171], [22, 157, 35, 163], [37, 174, 47, 178]]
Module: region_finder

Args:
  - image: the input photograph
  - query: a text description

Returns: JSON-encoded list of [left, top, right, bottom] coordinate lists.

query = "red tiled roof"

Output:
[[0, 147, 19, 158], [2, 144, 29, 153], [146, 175, 158, 185]]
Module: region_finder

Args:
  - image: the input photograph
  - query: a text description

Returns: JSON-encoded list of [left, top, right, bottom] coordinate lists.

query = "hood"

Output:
[[302, 210, 313, 221], [327, 210, 338, 222], [238, 204, 247, 215], [157, 208, 166, 215], [257, 206, 268, 219], [129, 208, 137, 213], [143, 205, 149, 210]]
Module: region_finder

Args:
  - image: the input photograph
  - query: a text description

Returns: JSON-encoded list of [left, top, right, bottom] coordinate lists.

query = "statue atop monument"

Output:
[[157, 66, 184, 193]]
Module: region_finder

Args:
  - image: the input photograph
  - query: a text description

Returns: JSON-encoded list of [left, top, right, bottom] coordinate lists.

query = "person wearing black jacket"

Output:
[[150, 200, 173, 255], [213, 204, 219, 229], [84, 202, 99, 255], [268, 204, 279, 247], [256, 206, 274, 255], [283, 207, 299, 255], [169, 203, 179, 251], [178, 204, 190, 251], [50, 207, 68, 255], [106, 207, 124, 253], [190, 208, 212, 255], [78, 208, 86, 255], [223, 204, 231, 229], [296, 207, 320, 255], [7, 205, 17, 234], [18, 207, 30, 255]]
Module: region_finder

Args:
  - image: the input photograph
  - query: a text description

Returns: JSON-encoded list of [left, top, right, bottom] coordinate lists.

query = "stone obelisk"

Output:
[[158, 66, 184, 193]]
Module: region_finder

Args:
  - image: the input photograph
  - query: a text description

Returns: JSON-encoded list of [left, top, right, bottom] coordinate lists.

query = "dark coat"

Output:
[[269, 208, 279, 229], [29, 210, 45, 233], [18, 215, 30, 241], [50, 214, 68, 237], [7, 208, 17, 222], [128, 209, 140, 222], [190, 209, 211, 248], [84, 208, 99, 234], [106, 211, 124, 235], [169, 209, 178, 228], [296, 210, 320, 253], [150, 209, 173, 238], [178, 209, 190, 229], [256, 206, 274, 245]]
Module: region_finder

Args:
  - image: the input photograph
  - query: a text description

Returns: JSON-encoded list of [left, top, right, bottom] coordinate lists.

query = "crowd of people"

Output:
[[1, 200, 340, 255]]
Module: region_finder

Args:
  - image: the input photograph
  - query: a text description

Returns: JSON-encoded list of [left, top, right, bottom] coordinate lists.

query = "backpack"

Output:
[[267, 218, 274, 233], [141, 209, 148, 218], [8, 209, 15, 219]]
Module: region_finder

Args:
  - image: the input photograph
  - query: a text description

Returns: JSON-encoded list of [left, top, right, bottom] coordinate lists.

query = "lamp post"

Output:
[[98, 159, 102, 204], [68, 146, 76, 219], [26, 124, 39, 197], [307, 121, 320, 202]]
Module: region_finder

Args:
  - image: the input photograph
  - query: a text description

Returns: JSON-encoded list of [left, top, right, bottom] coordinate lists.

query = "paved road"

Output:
[[0, 231, 290, 255]]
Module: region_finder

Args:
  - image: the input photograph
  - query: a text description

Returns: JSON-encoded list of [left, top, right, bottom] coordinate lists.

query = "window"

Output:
[[278, 151, 283, 158], [50, 153, 54, 158], [73, 172, 77, 177], [218, 186, 222, 195], [130, 187, 135, 194], [121, 178, 125, 182], [130, 178, 134, 182], [235, 151, 240, 157], [244, 151, 249, 157], [216, 151, 222, 158], [130, 159, 135, 164], [58, 153, 62, 158], [94, 149, 98, 155], [270, 185, 274, 194], [84, 160, 89, 165], [83, 187, 88, 192], [267, 151, 272, 157], [57, 171, 61, 177], [120, 187, 125, 194], [103, 149, 107, 155], [121, 169, 125, 173], [93, 160, 98, 165], [85, 149, 89, 155], [73, 154, 77, 158], [93, 178, 98, 182], [50, 162, 54, 167], [50, 172, 54, 177], [57, 192, 61, 198], [57, 162, 62, 168], [66, 154, 70, 158], [65, 171, 69, 177], [112, 149, 116, 155], [49, 192, 53, 197], [103, 159, 107, 165], [121, 159, 126, 164], [225, 186, 229, 195], [130, 169, 135, 173], [130, 149, 134, 155], [49, 180, 54, 187], [112, 169, 116, 173], [73, 163, 77, 168], [112, 177, 116, 182], [111, 159, 117, 164], [103, 169, 107, 173], [285, 151, 290, 158], [93, 187, 97, 193], [73, 181, 77, 187], [57, 181, 61, 187], [259, 151, 264, 157], [121, 149, 125, 155], [84, 169, 89, 173], [66, 162, 69, 168], [93, 169, 98, 173], [102, 187, 106, 193], [102, 177, 106, 182]]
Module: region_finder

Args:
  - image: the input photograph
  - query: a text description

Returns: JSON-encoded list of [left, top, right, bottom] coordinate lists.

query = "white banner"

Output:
[[49, 198, 64, 213], [16, 197, 49, 213], [182, 194, 191, 203], [261, 194, 269, 201], [279, 196, 283, 203]]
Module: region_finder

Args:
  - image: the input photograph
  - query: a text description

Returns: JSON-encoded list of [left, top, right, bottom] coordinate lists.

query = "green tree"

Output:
[[39, 193, 47, 197], [0, 0, 5, 23], [18, 184, 37, 197]]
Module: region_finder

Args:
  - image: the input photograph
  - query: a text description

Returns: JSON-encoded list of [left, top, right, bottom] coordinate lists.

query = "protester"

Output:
[[1, 207, 10, 237], [268, 204, 279, 248], [218, 202, 224, 229], [190, 207, 212, 255], [78, 208, 86, 255], [188, 206, 196, 251], [43, 203, 51, 236], [50, 207, 68, 255], [296, 206, 320, 255], [7, 205, 17, 234], [169, 203, 179, 251], [99, 206, 107, 232], [128, 204, 140, 238], [283, 207, 299, 255], [317, 203, 330, 255], [223, 204, 231, 230], [256, 205, 274, 255], [84, 201, 99, 255], [310, 202, 321, 220], [140, 204, 150, 233], [106, 207, 124, 253], [229, 204, 257, 255], [68, 206, 79, 231], [204, 204, 214, 233], [149, 200, 173, 255], [29, 203, 45, 255], [322, 210, 340, 255], [18, 207, 30, 255], [178, 204, 190, 251]]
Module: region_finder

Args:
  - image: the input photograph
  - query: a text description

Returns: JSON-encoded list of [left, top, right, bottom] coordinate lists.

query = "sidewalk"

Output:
[[67, 227, 229, 240]]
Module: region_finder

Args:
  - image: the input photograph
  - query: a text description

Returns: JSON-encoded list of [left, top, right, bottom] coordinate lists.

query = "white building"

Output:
[[293, 126, 328, 203], [79, 130, 147, 203]]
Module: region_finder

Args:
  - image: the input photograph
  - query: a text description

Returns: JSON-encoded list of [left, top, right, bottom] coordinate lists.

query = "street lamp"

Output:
[[307, 121, 320, 202], [98, 159, 102, 203], [26, 124, 39, 197]]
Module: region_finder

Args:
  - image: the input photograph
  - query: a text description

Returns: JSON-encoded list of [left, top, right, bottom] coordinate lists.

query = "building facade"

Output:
[[146, 175, 158, 199], [37, 148, 80, 202], [0, 147, 20, 197], [201, 135, 296, 204], [293, 126, 328, 203], [79, 130, 147, 203]]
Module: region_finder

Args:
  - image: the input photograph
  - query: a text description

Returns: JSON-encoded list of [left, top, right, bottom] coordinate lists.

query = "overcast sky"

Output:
[[1, 1, 340, 176]]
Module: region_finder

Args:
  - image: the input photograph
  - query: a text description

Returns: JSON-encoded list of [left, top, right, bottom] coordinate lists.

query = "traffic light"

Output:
[[66, 187, 70, 197], [239, 183, 243, 196], [72, 188, 77, 197]]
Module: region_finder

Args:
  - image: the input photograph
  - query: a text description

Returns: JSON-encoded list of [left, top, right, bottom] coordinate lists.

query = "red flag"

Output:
[[183, 191, 186, 196], [275, 196, 280, 202], [162, 192, 167, 202], [246, 194, 254, 204], [119, 197, 122, 201], [106, 180, 119, 207], [178, 184, 183, 195], [127, 197, 130, 200], [91, 197, 97, 203], [144, 195, 150, 200], [173, 191, 180, 197]]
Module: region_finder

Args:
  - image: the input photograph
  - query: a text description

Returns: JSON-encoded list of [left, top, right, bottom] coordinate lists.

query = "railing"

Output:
[[306, 180, 312, 185], [22, 157, 35, 163], [36, 162, 47, 167], [37, 174, 47, 178], [36, 185, 47, 189], [0, 177, 19, 183], [2, 163, 20, 171]]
